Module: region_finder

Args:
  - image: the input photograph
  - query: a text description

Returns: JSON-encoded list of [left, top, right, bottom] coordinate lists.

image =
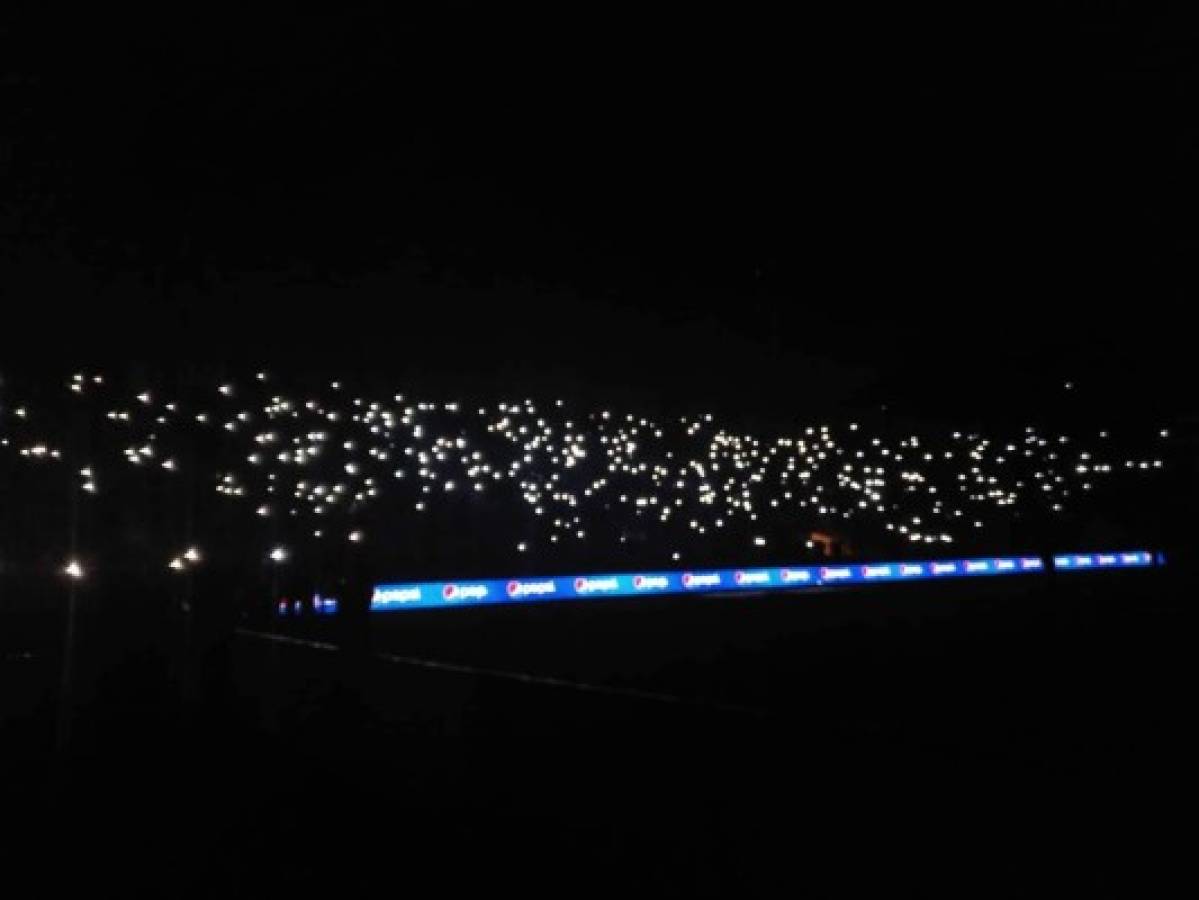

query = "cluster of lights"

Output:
[[167, 547, 203, 572], [0, 370, 1173, 579]]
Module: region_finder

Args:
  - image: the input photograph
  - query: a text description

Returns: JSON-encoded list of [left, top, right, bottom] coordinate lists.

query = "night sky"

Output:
[[2, 8, 1193, 417]]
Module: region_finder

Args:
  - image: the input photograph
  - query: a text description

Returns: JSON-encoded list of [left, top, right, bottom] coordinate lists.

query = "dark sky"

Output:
[[2, 7, 1194, 417]]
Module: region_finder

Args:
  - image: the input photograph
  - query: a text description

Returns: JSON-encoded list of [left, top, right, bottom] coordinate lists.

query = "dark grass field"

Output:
[[3, 567, 1192, 896]]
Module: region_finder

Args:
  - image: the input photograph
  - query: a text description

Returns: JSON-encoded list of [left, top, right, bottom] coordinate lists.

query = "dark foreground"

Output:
[[3, 568, 1192, 897]]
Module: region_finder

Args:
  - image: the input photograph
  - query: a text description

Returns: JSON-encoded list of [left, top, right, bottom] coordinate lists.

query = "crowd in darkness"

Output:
[[0, 366, 1173, 619]]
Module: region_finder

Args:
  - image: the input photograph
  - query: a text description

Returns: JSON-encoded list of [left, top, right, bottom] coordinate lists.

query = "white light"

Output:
[[63, 560, 85, 579], [269, 547, 288, 563], [183, 547, 201, 563]]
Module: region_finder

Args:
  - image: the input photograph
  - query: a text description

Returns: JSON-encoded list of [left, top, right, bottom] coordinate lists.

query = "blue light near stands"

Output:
[[362, 550, 1159, 613], [275, 594, 340, 617], [313, 594, 339, 615]]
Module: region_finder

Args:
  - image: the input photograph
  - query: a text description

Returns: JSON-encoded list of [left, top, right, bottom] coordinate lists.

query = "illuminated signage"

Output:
[[734, 570, 772, 586], [365, 550, 1159, 612], [443, 583, 489, 602], [781, 568, 814, 583], [573, 576, 620, 594], [373, 586, 423, 605], [820, 566, 853, 582], [508, 579, 558, 598], [633, 574, 671, 590]]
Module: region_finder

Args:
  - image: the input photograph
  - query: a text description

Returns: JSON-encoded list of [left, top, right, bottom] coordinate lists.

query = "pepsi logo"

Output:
[[633, 574, 669, 590]]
